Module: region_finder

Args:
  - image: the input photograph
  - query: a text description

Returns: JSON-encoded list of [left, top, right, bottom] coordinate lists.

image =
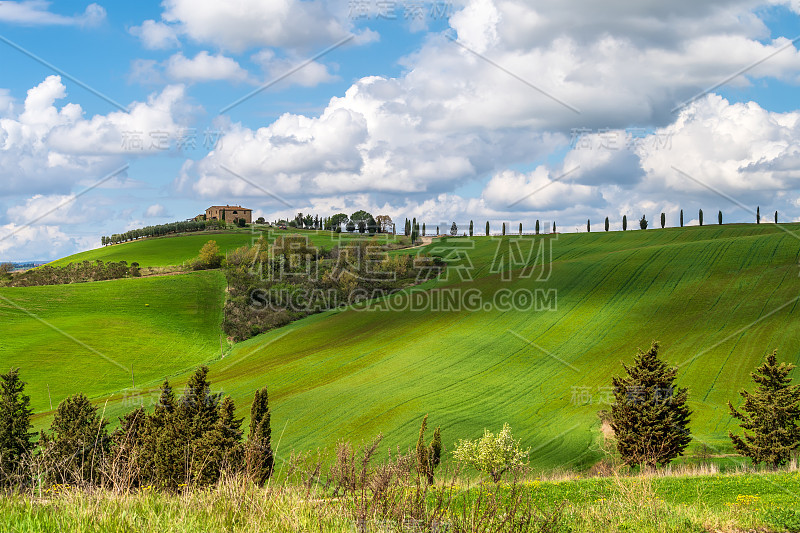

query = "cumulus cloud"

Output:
[[0, 223, 94, 261], [0, 1, 105, 26], [144, 203, 169, 218], [0, 76, 193, 195]]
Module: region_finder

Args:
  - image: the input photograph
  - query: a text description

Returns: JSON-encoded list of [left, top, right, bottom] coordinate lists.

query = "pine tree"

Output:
[[680, 209, 684, 228], [610, 342, 692, 467], [622, 215, 627, 231], [535, 220, 540, 235], [728, 351, 800, 468], [0, 368, 36, 485], [660, 213, 665, 229], [699, 209, 703, 226], [469, 220, 473, 237], [247, 386, 274, 485], [40, 393, 110, 484], [605, 217, 609, 232]]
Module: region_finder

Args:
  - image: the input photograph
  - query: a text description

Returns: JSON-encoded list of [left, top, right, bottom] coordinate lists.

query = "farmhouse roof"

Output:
[[207, 205, 251, 210]]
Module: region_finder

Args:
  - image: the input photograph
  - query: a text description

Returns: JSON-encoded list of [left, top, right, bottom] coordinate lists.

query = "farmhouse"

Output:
[[205, 205, 253, 224]]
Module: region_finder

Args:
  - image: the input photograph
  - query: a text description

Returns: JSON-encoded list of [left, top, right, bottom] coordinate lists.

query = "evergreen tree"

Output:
[[469, 220, 474, 237], [718, 210, 723, 225], [535, 220, 540, 235], [40, 393, 110, 484], [660, 213, 665, 229], [639, 215, 648, 230], [728, 351, 800, 468], [680, 209, 684, 228], [486, 221, 490, 236], [194, 396, 243, 485], [450, 222, 458, 236], [519, 222, 522, 235], [0, 368, 36, 485], [587, 219, 590, 233], [610, 342, 692, 467], [699, 209, 703, 226], [502, 223, 506, 236], [757, 206, 760, 224], [110, 406, 146, 489], [605, 217, 609, 232], [422, 223, 426, 236], [775, 210, 778, 224], [552, 221, 556, 233], [246, 386, 274, 486], [622, 215, 627, 231]]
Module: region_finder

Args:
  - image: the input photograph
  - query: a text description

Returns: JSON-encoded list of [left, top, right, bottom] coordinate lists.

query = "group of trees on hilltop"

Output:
[[102, 220, 223, 246], [608, 343, 800, 470], [0, 367, 274, 490], [288, 211, 394, 235]]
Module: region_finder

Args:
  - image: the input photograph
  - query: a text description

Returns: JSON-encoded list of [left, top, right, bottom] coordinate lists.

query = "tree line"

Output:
[[101, 220, 225, 247], [1, 260, 140, 288], [0, 367, 274, 491]]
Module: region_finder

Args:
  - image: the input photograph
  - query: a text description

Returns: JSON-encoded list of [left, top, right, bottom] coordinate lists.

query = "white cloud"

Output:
[[6, 194, 78, 225], [165, 52, 252, 83], [252, 50, 337, 87], [0, 76, 193, 195], [0, 1, 105, 26], [129, 19, 181, 50], [0, 223, 93, 261]]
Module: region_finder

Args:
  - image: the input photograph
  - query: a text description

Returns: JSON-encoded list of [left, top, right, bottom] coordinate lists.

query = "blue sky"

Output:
[[1, 0, 800, 260]]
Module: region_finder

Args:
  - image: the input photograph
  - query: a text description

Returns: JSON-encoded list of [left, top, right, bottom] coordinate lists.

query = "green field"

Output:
[[3, 223, 800, 472], [47, 228, 405, 268], [0, 271, 227, 417]]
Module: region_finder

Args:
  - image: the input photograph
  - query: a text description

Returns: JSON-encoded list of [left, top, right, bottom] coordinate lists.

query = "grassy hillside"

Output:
[[0, 271, 227, 416], [4, 223, 800, 473], [185, 223, 800, 471], [47, 228, 404, 268]]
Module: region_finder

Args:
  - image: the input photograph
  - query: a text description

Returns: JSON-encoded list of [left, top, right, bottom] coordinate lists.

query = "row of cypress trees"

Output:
[[0, 366, 274, 490]]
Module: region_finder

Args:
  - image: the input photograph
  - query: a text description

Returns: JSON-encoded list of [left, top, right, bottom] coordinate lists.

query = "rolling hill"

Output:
[[2, 223, 799, 472]]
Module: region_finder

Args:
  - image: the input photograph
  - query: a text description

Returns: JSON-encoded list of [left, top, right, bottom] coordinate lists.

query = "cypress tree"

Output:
[[660, 213, 665, 229], [587, 219, 590, 232], [728, 351, 800, 468], [0, 368, 36, 485], [718, 211, 722, 225], [622, 215, 627, 231], [552, 221, 556, 233], [519, 222, 522, 235], [486, 221, 490, 236], [110, 406, 147, 489], [757, 206, 760, 224], [194, 396, 243, 486], [639, 215, 648, 230], [247, 386, 274, 485], [469, 220, 473, 237], [680, 210, 684, 228], [502, 223, 506, 236], [605, 217, 609, 232], [699, 209, 703, 226], [775, 210, 778, 224], [535, 220, 540, 235], [610, 342, 692, 467], [422, 223, 426, 236]]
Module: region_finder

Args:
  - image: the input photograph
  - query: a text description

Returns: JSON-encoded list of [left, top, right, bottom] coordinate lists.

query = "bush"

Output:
[[453, 423, 529, 482], [192, 240, 223, 270]]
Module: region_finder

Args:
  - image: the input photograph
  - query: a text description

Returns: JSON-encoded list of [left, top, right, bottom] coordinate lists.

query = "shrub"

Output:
[[453, 423, 529, 482]]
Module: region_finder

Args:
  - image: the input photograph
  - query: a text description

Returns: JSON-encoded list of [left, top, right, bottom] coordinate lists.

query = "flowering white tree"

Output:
[[453, 423, 529, 482]]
